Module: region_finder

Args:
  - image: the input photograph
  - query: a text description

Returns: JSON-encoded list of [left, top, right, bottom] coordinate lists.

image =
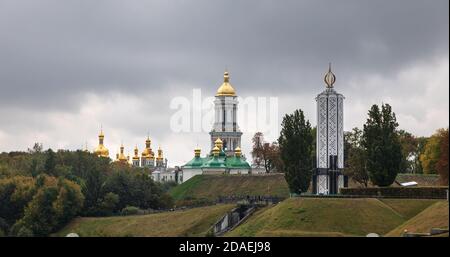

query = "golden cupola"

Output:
[[117, 144, 128, 163], [156, 147, 163, 161], [94, 128, 109, 158], [214, 137, 223, 150], [194, 147, 201, 157], [212, 146, 220, 157], [216, 71, 236, 96], [132, 145, 139, 161], [234, 147, 242, 158]]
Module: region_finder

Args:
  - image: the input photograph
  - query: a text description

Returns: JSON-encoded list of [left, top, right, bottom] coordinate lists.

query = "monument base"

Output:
[[312, 169, 348, 195]]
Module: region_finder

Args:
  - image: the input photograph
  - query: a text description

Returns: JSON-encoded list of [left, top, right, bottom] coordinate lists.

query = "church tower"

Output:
[[209, 71, 243, 156], [141, 136, 155, 167], [116, 143, 129, 164], [132, 145, 140, 167], [94, 127, 109, 158], [313, 64, 346, 195]]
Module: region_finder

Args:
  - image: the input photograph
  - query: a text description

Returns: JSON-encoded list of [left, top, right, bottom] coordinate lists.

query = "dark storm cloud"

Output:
[[0, 0, 448, 110]]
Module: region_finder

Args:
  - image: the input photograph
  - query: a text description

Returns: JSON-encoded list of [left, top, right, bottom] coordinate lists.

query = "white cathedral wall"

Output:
[[180, 169, 202, 183], [229, 168, 250, 175]]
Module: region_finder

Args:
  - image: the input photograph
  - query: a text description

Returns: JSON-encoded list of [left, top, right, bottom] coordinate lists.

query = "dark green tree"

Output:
[[362, 104, 402, 186], [397, 129, 418, 173], [44, 149, 56, 176], [344, 128, 369, 187], [278, 109, 313, 194]]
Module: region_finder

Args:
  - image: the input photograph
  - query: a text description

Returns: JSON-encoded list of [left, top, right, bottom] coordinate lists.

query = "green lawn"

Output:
[[385, 201, 449, 237], [379, 199, 439, 219], [226, 198, 441, 237], [55, 204, 234, 237], [170, 174, 290, 202]]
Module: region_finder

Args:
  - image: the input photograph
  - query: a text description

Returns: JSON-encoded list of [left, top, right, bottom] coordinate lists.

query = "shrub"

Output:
[[16, 226, 34, 237], [340, 186, 448, 199], [121, 206, 140, 216]]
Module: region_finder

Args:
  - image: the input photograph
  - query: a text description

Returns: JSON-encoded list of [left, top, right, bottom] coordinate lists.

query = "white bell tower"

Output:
[[209, 71, 242, 156]]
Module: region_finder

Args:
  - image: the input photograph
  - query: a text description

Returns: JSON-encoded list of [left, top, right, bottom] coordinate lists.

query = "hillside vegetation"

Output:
[[55, 204, 234, 237], [170, 174, 290, 202], [226, 198, 441, 237]]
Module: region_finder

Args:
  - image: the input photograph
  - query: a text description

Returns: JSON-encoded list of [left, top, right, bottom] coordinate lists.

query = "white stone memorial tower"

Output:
[[313, 64, 347, 195]]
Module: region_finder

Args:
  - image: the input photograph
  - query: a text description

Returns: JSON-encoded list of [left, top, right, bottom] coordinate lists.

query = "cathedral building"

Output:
[[312, 64, 348, 195], [181, 71, 251, 183], [92, 129, 171, 182]]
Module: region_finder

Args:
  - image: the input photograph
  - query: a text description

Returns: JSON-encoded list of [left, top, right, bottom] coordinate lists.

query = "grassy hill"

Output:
[[170, 174, 290, 202], [385, 201, 449, 236], [55, 204, 234, 237], [226, 198, 441, 237]]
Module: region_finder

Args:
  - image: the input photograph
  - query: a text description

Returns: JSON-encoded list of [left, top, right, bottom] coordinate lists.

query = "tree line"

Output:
[[251, 103, 449, 193], [0, 146, 174, 236]]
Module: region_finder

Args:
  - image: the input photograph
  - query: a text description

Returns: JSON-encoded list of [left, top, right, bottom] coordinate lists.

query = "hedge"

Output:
[[340, 186, 449, 199]]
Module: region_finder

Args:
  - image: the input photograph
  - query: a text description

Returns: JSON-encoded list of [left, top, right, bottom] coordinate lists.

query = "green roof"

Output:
[[183, 152, 251, 170], [183, 156, 206, 169], [202, 156, 227, 168], [226, 156, 251, 169]]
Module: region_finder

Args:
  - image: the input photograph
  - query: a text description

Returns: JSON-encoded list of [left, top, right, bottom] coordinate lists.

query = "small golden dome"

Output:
[[324, 63, 336, 88], [94, 128, 109, 157], [214, 137, 223, 149], [141, 136, 154, 159], [212, 146, 220, 156], [194, 147, 201, 157], [235, 147, 242, 157], [133, 145, 139, 160], [216, 71, 236, 96], [156, 147, 163, 160], [117, 144, 128, 162], [94, 144, 109, 158]]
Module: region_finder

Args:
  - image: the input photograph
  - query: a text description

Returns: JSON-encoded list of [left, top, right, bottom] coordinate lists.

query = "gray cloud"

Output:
[[0, 0, 448, 165]]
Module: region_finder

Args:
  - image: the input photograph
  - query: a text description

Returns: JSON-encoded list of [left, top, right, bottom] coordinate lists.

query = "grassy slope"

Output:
[[170, 174, 290, 201], [379, 199, 438, 219], [385, 201, 449, 237], [226, 198, 439, 237], [55, 204, 234, 237]]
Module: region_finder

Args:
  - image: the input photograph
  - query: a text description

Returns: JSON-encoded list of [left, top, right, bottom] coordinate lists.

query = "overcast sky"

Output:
[[0, 0, 448, 166]]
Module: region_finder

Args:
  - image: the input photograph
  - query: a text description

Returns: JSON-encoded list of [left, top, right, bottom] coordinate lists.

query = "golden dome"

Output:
[[235, 147, 242, 157], [156, 147, 163, 160], [214, 137, 223, 149], [94, 144, 109, 158], [117, 144, 128, 163], [141, 136, 154, 159], [212, 146, 220, 157], [216, 71, 236, 96], [94, 128, 109, 158], [133, 146, 139, 160], [194, 147, 201, 157]]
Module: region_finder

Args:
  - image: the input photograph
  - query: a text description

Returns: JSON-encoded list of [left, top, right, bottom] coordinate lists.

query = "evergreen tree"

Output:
[[362, 104, 402, 186], [344, 128, 369, 187], [278, 109, 313, 194], [44, 149, 56, 176]]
